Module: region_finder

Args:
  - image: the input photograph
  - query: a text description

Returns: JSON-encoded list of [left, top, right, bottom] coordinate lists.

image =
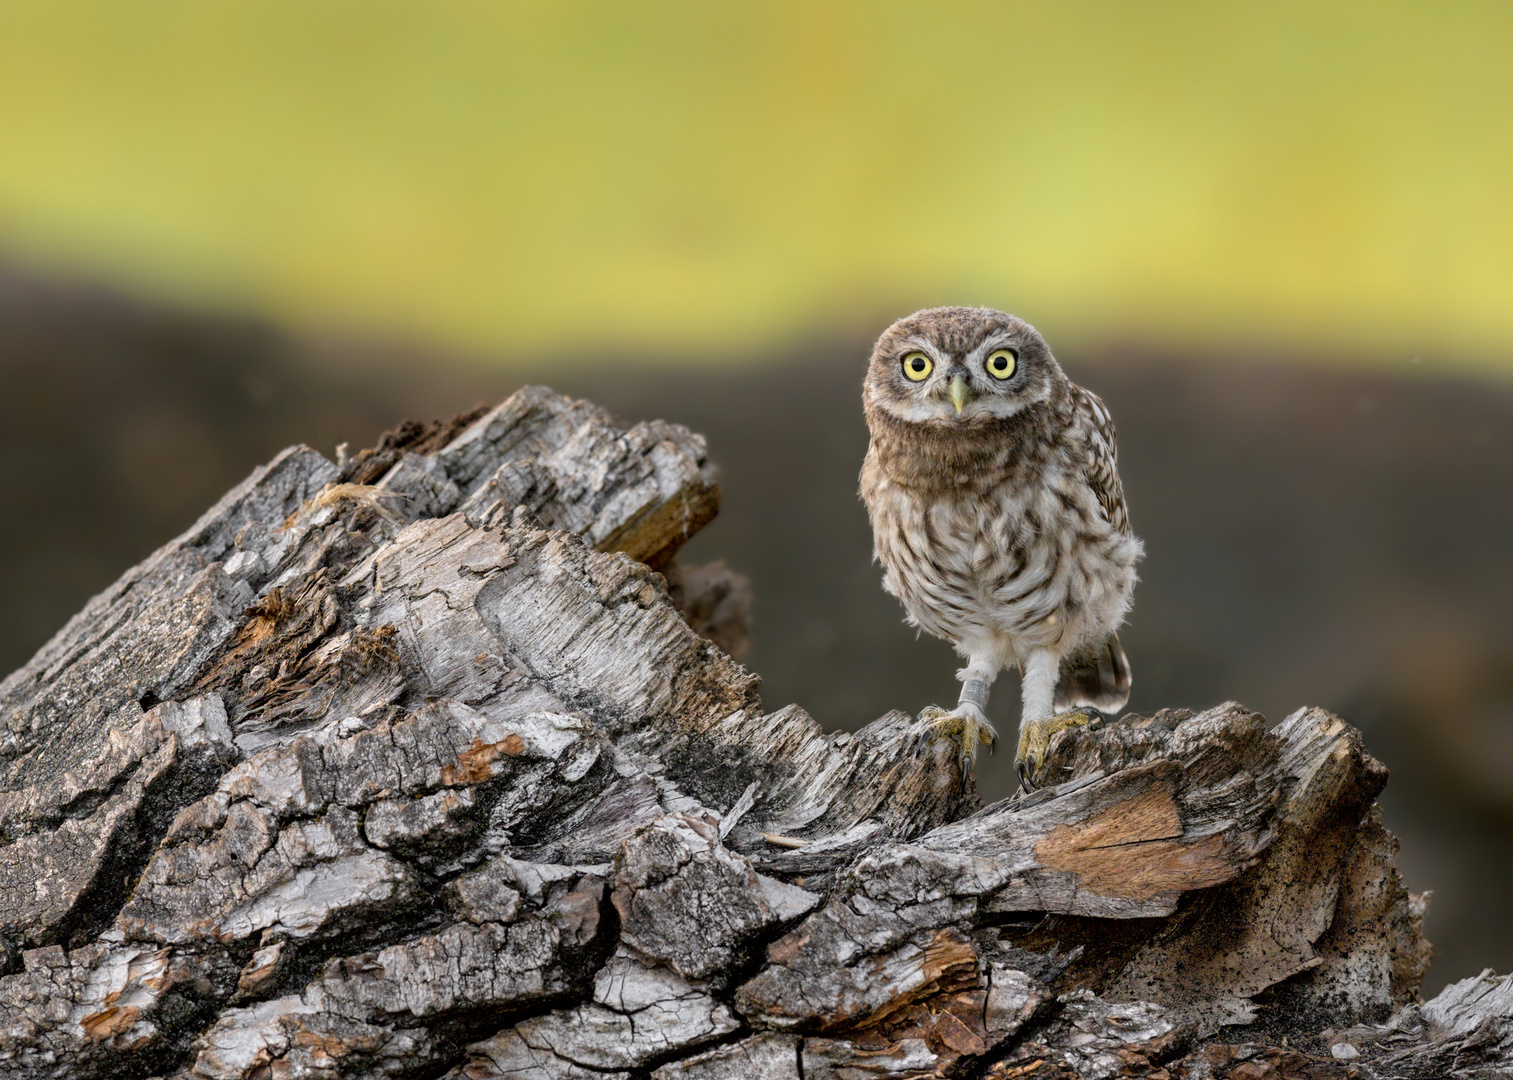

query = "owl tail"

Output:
[[1054, 632, 1131, 714]]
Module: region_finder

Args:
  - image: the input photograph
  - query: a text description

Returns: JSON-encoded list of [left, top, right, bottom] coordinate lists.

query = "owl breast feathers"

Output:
[[859, 307, 1143, 718]]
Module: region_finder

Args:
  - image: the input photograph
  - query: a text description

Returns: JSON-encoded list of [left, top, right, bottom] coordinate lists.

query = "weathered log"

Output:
[[0, 385, 1505, 1080]]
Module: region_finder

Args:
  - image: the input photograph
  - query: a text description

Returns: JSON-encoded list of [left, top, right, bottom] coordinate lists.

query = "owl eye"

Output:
[[986, 348, 1018, 380], [901, 352, 933, 382]]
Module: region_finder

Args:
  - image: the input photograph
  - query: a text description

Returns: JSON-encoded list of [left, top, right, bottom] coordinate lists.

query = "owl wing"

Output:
[[1072, 386, 1131, 535]]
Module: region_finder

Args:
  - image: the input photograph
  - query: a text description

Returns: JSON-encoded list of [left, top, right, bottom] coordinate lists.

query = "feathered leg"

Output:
[[919, 647, 1001, 767], [1016, 646, 1098, 791]]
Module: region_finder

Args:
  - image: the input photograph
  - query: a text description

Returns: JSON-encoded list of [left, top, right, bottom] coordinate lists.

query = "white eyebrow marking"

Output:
[[901, 335, 950, 365], [964, 331, 1018, 367]]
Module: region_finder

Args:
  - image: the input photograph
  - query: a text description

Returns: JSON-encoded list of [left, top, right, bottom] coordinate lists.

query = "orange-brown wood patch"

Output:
[[1034, 783, 1236, 901], [80, 1006, 140, 1041], [440, 734, 526, 785]]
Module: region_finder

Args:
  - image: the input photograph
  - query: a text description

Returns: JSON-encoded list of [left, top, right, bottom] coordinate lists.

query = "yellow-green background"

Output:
[[1, 1, 1510, 365]]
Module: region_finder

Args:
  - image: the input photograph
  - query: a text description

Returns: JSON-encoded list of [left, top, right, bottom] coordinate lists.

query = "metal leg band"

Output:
[[959, 677, 990, 712]]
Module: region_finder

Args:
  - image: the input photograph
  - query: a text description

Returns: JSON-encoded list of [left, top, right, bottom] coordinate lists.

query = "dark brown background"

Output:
[[2, 265, 1509, 994]]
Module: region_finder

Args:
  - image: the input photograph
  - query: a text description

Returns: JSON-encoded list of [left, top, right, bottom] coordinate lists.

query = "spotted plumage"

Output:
[[858, 307, 1143, 786]]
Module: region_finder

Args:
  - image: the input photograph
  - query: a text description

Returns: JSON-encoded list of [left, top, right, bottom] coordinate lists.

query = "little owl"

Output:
[[859, 307, 1143, 789]]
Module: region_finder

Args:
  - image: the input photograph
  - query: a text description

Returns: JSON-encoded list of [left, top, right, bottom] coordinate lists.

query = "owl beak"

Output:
[[949, 374, 971, 415]]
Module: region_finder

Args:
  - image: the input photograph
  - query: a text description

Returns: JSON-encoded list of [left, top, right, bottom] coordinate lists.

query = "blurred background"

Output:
[[1, 2, 1510, 994]]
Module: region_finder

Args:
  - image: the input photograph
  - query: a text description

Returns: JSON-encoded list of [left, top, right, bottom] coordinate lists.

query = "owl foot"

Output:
[[1016, 706, 1100, 791], [919, 704, 998, 768]]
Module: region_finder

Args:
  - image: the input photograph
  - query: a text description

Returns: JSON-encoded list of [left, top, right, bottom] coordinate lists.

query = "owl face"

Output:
[[864, 307, 1061, 426]]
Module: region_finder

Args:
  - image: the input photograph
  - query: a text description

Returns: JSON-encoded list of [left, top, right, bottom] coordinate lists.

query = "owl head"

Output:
[[863, 307, 1064, 426]]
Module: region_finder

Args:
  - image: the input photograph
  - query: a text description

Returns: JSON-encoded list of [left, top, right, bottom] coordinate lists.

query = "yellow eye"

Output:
[[902, 352, 933, 382], [986, 348, 1017, 380]]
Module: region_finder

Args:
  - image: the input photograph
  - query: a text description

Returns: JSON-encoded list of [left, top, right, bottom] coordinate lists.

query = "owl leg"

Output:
[[955, 654, 1000, 741], [918, 652, 1000, 767], [1015, 648, 1096, 790]]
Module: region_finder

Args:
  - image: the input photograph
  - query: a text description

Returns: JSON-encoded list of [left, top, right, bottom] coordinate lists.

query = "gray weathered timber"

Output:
[[0, 385, 1504, 1080]]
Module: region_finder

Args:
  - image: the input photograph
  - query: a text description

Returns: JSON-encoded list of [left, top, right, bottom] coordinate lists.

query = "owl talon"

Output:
[[919, 705, 997, 766], [1015, 706, 1100, 791]]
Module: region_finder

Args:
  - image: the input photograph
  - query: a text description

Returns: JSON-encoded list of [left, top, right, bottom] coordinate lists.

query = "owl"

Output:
[[859, 307, 1143, 789]]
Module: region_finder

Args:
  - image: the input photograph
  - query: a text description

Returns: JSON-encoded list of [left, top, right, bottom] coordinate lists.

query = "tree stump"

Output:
[[0, 386, 1506, 1080]]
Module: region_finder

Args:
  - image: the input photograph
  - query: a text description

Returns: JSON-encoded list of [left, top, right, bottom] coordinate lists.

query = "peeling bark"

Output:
[[0, 386, 1503, 1079]]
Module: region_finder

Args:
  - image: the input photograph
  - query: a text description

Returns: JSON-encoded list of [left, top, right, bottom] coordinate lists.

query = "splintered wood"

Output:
[[0, 385, 1501, 1080]]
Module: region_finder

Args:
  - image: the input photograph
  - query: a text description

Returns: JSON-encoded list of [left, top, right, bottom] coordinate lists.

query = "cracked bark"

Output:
[[0, 385, 1505, 1080]]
